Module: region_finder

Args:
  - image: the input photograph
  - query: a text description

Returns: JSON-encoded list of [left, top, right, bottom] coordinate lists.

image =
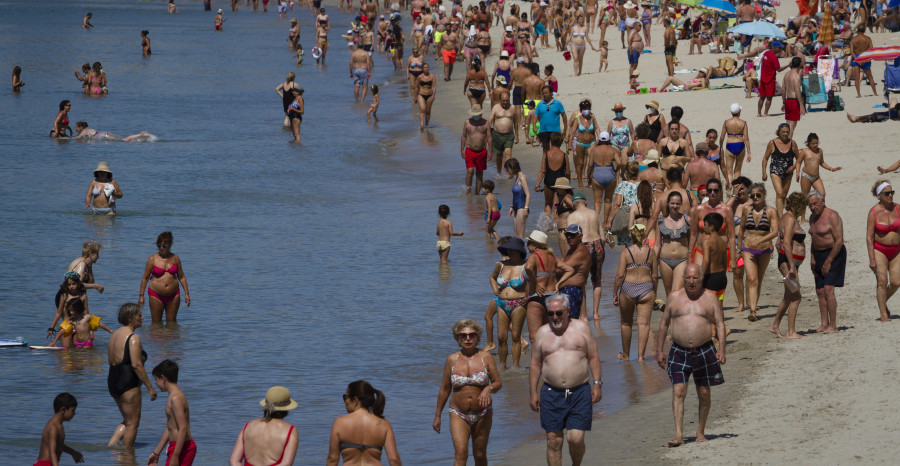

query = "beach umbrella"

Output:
[[853, 46, 900, 63], [890, 0, 899, 8], [818, 1, 833, 44], [727, 20, 787, 39], [698, 0, 736, 13]]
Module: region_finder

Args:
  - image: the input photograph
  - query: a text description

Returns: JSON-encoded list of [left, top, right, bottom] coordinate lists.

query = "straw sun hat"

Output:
[[259, 386, 298, 411], [93, 162, 112, 178]]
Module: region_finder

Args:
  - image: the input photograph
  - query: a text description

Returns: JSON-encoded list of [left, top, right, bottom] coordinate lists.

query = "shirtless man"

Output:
[[683, 143, 722, 199], [656, 264, 725, 447], [363, 0, 378, 22], [808, 191, 845, 334], [850, 24, 879, 98], [726, 176, 752, 312], [83, 12, 94, 29], [663, 18, 676, 77], [782, 57, 804, 138], [440, 24, 460, 81], [615, 2, 627, 48], [567, 194, 607, 321], [34, 393, 84, 466], [627, 21, 643, 76], [461, 105, 492, 195], [488, 91, 519, 176], [349, 46, 374, 103], [433, 9, 449, 59], [214, 9, 225, 31], [736, 0, 756, 50], [510, 58, 532, 124], [410, 0, 424, 20], [376, 16, 389, 51], [530, 293, 603, 466], [523, 63, 545, 109], [556, 224, 592, 320], [688, 178, 736, 270]]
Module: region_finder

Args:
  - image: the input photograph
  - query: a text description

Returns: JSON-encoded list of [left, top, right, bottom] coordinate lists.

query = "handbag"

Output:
[[610, 205, 630, 235]]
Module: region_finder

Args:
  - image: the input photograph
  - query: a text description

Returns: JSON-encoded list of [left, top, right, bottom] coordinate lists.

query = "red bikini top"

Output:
[[873, 205, 900, 235], [151, 263, 178, 278]]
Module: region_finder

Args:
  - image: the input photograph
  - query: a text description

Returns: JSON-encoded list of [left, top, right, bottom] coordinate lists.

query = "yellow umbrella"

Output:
[[819, 1, 833, 44]]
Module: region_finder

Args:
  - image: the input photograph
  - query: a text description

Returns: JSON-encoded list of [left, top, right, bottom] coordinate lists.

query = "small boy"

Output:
[[436, 204, 464, 264], [629, 70, 640, 92], [48, 299, 112, 348], [524, 100, 538, 146], [701, 212, 729, 338], [598, 41, 609, 72], [34, 392, 83, 466], [367, 85, 380, 122], [148, 360, 196, 466], [482, 180, 500, 240]]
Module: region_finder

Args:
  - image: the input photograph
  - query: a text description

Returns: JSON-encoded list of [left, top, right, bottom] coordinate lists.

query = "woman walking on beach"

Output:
[[534, 132, 570, 219], [567, 99, 599, 188], [107, 303, 156, 448], [230, 386, 299, 465], [506, 158, 530, 239], [138, 231, 191, 323], [739, 183, 778, 322], [433, 319, 501, 466], [867, 180, 900, 322], [524, 231, 557, 345], [569, 15, 593, 76], [489, 238, 532, 369], [761, 123, 799, 217], [770, 192, 808, 338], [589, 132, 619, 225], [608, 102, 635, 164], [655, 191, 691, 297], [613, 224, 657, 361], [85, 162, 122, 215], [605, 162, 641, 245], [464, 58, 490, 108], [50, 100, 72, 138], [643, 100, 665, 143], [327, 381, 401, 466], [415, 63, 436, 130], [407, 47, 425, 96], [658, 121, 692, 173], [719, 103, 751, 182]]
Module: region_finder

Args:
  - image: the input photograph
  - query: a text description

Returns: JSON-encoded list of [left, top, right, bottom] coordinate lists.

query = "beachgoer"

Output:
[[605, 162, 641, 244], [482, 180, 500, 239], [683, 143, 720, 198], [350, 46, 374, 103], [567, 193, 607, 321], [867, 180, 900, 322], [141, 30, 151, 57], [12, 65, 25, 92], [51, 100, 72, 138], [614, 224, 657, 360], [849, 24, 879, 98], [655, 191, 691, 299], [738, 183, 778, 321], [138, 231, 191, 322], [276, 72, 301, 127], [719, 103, 751, 183], [169, 0, 178, 13], [464, 58, 491, 108], [782, 57, 803, 137], [556, 224, 592, 320], [215, 9, 225, 30], [34, 393, 83, 466], [663, 17, 676, 77], [525, 231, 558, 342], [488, 90, 518, 177], [758, 41, 787, 117], [441, 24, 460, 80], [567, 99, 599, 189], [795, 133, 841, 220], [657, 121, 692, 173], [726, 176, 752, 312], [57, 241, 104, 309], [83, 12, 94, 29], [436, 204, 464, 264], [534, 84, 567, 155], [48, 276, 89, 348], [505, 158, 530, 239], [847, 97, 900, 123], [658, 68, 709, 91], [588, 131, 619, 224], [415, 63, 436, 129], [47, 299, 112, 349], [462, 105, 491, 196], [83, 162, 122, 215], [367, 85, 379, 122], [808, 190, 844, 333], [643, 100, 666, 143], [770, 192, 808, 338], [761, 123, 799, 216], [107, 303, 156, 448], [326, 381, 401, 466], [74, 122, 152, 142], [433, 319, 502, 466], [570, 16, 594, 77], [529, 293, 603, 465], [229, 386, 299, 466], [551, 177, 576, 255], [656, 263, 725, 447], [534, 132, 570, 218], [148, 360, 196, 466], [286, 87, 304, 143], [317, 10, 330, 63]]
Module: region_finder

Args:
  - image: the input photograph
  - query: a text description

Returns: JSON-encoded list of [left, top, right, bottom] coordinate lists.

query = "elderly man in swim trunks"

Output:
[[529, 293, 603, 466], [657, 263, 726, 447], [849, 24, 879, 98], [461, 105, 492, 195], [488, 90, 518, 177], [556, 224, 592, 320], [567, 194, 607, 321], [808, 190, 845, 334], [349, 46, 374, 103]]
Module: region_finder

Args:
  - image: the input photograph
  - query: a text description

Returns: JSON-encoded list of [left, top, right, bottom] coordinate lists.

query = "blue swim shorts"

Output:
[[539, 382, 592, 432]]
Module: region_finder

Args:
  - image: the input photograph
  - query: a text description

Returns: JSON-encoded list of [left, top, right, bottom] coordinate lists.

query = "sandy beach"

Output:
[[425, 0, 900, 462]]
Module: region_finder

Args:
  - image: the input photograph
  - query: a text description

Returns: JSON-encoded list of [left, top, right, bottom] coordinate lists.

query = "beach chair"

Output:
[[802, 73, 829, 111], [884, 57, 900, 100]]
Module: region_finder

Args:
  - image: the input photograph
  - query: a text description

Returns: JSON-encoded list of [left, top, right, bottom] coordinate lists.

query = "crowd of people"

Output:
[[19, 0, 900, 463]]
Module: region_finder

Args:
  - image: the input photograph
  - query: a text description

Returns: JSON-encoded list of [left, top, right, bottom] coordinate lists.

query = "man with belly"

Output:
[[556, 224, 591, 320], [530, 293, 602, 466], [349, 46, 373, 103], [808, 190, 845, 334], [461, 105, 491, 195], [488, 91, 518, 177], [656, 263, 726, 447]]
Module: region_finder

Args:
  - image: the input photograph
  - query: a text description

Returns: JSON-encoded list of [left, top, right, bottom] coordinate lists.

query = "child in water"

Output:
[[12, 65, 25, 92], [48, 299, 112, 348], [148, 360, 196, 466], [48, 276, 90, 347], [367, 85, 379, 122], [294, 44, 305, 65], [436, 204, 464, 264], [34, 393, 83, 466], [482, 180, 501, 239]]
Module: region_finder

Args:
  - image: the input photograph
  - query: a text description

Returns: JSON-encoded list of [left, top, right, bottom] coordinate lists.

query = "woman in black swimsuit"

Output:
[[643, 100, 666, 142], [657, 121, 691, 173], [107, 303, 155, 448], [761, 123, 799, 216], [464, 58, 491, 108], [415, 63, 436, 130]]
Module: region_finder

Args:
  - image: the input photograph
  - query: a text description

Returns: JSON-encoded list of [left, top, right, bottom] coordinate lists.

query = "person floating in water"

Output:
[[75, 122, 153, 142]]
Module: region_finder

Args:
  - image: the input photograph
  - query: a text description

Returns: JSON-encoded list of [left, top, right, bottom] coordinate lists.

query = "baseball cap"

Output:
[[730, 103, 742, 114], [564, 224, 583, 235], [573, 193, 587, 201], [598, 131, 610, 142]]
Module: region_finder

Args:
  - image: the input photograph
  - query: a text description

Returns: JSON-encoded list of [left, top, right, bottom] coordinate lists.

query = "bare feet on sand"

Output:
[[668, 437, 683, 447], [769, 326, 783, 338], [785, 332, 803, 339], [617, 352, 629, 361], [483, 342, 496, 352], [696, 433, 708, 443]]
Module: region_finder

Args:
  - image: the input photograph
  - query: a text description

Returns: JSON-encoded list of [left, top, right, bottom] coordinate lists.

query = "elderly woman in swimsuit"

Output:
[[719, 103, 751, 182], [464, 58, 491, 108], [566, 99, 600, 187], [762, 123, 799, 216], [138, 231, 191, 323], [867, 180, 900, 322], [588, 131, 619, 226], [230, 386, 299, 466], [795, 133, 841, 221], [655, 190, 691, 297], [739, 183, 778, 322], [433, 319, 501, 466], [770, 192, 808, 338], [614, 224, 657, 361], [85, 162, 122, 215], [51, 100, 72, 138], [524, 230, 557, 345], [107, 303, 156, 448], [489, 238, 533, 369], [328, 381, 401, 466], [607, 102, 635, 165]]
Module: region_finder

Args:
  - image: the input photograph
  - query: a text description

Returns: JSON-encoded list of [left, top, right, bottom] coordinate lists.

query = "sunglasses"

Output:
[[564, 233, 580, 238], [342, 394, 350, 401], [707, 188, 720, 193], [750, 193, 763, 199], [547, 310, 565, 317], [458, 332, 478, 340], [882, 190, 895, 196]]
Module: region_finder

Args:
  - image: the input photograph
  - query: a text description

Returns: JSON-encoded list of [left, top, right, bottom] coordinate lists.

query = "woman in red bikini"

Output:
[[867, 180, 900, 322], [770, 192, 808, 339], [138, 231, 191, 322], [50, 100, 72, 137], [230, 386, 299, 466]]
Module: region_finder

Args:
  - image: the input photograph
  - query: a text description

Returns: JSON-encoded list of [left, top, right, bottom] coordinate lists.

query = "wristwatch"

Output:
[[593, 380, 603, 387]]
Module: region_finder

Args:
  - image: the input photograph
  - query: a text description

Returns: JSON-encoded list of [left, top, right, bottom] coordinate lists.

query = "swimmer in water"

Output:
[[367, 85, 379, 122], [85, 161, 123, 215], [75, 63, 91, 93], [83, 12, 94, 29], [12, 65, 25, 92], [75, 122, 153, 142], [141, 30, 151, 57], [50, 100, 73, 138], [48, 299, 112, 349]]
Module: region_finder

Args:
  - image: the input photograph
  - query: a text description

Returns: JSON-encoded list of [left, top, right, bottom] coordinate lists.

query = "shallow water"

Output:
[[0, 1, 669, 463]]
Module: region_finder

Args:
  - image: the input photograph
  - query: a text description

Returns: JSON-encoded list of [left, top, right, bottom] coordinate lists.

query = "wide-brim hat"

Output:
[[624, 1, 637, 8], [500, 50, 510, 57], [551, 177, 574, 190], [470, 105, 483, 116], [290, 18, 297, 23], [641, 149, 660, 164], [217, 8, 223, 12], [498, 237, 528, 256], [646, 100, 660, 111], [94, 161, 112, 177], [527, 230, 548, 245], [259, 386, 298, 411], [611, 102, 626, 111]]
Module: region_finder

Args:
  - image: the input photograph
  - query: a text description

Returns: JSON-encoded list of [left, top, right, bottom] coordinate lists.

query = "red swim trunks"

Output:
[[784, 98, 801, 121], [758, 79, 775, 97], [465, 148, 487, 172], [33, 461, 52, 466], [412, 11, 421, 20], [166, 439, 197, 466], [442, 49, 458, 64], [215, 24, 222, 30]]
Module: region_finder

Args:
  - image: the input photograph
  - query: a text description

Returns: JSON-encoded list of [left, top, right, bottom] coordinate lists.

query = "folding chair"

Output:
[[802, 73, 829, 110], [884, 57, 900, 100]]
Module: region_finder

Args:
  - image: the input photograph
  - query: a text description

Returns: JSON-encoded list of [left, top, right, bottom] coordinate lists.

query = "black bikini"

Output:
[[107, 334, 148, 398]]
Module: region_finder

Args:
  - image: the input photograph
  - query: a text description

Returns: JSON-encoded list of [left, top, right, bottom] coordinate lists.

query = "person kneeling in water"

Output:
[[75, 121, 153, 142]]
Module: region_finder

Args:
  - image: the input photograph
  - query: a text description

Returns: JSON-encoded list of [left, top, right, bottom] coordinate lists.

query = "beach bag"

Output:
[[833, 94, 844, 111], [610, 206, 631, 235]]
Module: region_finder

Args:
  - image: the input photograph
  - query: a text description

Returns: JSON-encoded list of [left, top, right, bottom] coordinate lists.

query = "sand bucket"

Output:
[[563, 50, 571, 61]]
